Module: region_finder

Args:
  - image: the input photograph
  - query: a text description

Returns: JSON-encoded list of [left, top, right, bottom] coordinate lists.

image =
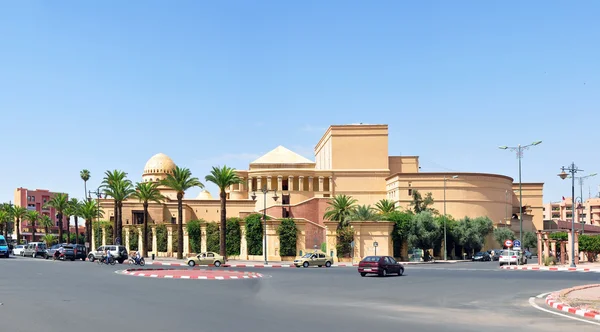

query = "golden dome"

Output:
[[143, 153, 176, 175], [196, 190, 214, 200]]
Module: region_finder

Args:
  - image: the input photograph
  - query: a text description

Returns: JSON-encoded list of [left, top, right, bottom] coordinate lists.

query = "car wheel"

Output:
[[380, 269, 387, 277], [88, 255, 95, 262], [398, 268, 404, 276], [81, 258, 86, 261], [303, 261, 309, 268], [214, 261, 221, 267], [70, 258, 75, 261], [188, 260, 196, 267], [318, 265, 322, 267], [32, 253, 36, 258], [360, 273, 366, 277], [325, 261, 332, 268]]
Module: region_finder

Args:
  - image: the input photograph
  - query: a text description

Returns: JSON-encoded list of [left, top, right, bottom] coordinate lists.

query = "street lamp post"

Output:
[[251, 188, 279, 265], [499, 141, 542, 254], [559, 163, 583, 268], [574, 197, 585, 235], [88, 188, 102, 251], [443, 175, 458, 261], [569, 173, 596, 232]]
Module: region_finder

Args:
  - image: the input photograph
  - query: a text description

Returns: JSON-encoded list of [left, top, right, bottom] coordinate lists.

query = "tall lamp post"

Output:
[[569, 173, 597, 232], [251, 188, 279, 265], [574, 197, 585, 235], [499, 141, 542, 253], [88, 188, 102, 251], [443, 175, 458, 261], [558, 163, 583, 268]]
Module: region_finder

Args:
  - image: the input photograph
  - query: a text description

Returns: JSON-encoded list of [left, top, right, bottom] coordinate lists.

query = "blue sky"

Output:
[[1, 1, 599, 210]]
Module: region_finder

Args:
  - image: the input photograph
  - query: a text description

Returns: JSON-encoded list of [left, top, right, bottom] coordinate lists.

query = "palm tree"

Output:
[[0, 210, 8, 238], [80, 169, 90, 200], [12, 206, 27, 244], [352, 204, 380, 221], [80, 200, 103, 247], [67, 199, 82, 244], [131, 182, 165, 258], [323, 194, 358, 229], [45, 193, 69, 244], [375, 199, 398, 216], [101, 170, 134, 244], [205, 165, 243, 260], [42, 234, 56, 247], [39, 215, 54, 235], [161, 166, 203, 259], [24, 211, 39, 242]]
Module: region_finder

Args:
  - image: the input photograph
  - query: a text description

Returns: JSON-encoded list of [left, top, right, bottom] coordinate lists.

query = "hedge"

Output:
[[277, 218, 297, 256], [156, 224, 167, 252], [93, 222, 102, 248], [186, 219, 203, 253], [206, 223, 220, 253], [336, 226, 354, 258], [226, 218, 242, 256], [105, 223, 114, 245], [172, 229, 179, 253], [128, 227, 139, 251], [245, 213, 263, 255]]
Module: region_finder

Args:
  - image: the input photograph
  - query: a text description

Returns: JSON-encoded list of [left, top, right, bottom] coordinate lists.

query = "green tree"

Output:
[[186, 219, 203, 253], [12, 206, 27, 244], [42, 234, 56, 247], [102, 170, 135, 244], [454, 216, 493, 255], [351, 205, 380, 221], [336, 226, 354, 258], [579, 235, 600, 262], [45, 193, 69, 244], [156, 224, 167, 252], [80, 169, 90, 200], [39, 215, 54, 235], [0, 210, 8, 238], [493, 227, 515, 247], [24, 210, 40, 242], [323, 194, 357, 229], [131, 182, 164, 257], [225, 217, 241, 256], [549, 232, 568, 241], [523, 231, 537, 249], [435, 214, 457, 258], [65, 198, 82, 244], [162, 166, 203, 259], [375, 199, 398, 216], [80, 200, 103, 246], [129, 227, 139, 251], [407, 211, 440, 250], [245, 214, 263, 255], [409, 190, 438, 215], [277, 218, 297, 257], [205, 165, 243, 260], [206, 223, 220, 253]]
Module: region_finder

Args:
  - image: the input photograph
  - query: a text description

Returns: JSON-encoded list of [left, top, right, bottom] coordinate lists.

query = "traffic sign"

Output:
[[513, 240, 521, 248], [504, 239, 513, 247]]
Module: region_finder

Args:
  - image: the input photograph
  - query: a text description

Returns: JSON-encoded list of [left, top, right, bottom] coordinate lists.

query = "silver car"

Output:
[[87, 245, 128, 263]]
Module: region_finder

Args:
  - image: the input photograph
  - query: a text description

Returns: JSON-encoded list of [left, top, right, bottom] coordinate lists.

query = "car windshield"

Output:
[[475, 252, 484, 256], [363, 256, 380, 262], [0, 239, 6, 246], [302, 253, 314, 258]]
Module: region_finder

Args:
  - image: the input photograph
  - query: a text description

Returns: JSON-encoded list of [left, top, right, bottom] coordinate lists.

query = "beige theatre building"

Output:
[[96, 124, 543, 261]]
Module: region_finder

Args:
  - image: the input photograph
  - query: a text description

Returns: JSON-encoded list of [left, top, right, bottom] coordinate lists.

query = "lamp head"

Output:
[[452, 175, 458, 179], [272, 192, 279, 202], [498, 146, 508, 150], [532, 141, 542, 146], [251, 192, 257, 201], [590, 173, 598, 177], [558, 170, 568, 180]]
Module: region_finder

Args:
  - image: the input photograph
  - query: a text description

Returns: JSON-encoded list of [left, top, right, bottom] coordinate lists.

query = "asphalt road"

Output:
[[1, 257, 599, 332]]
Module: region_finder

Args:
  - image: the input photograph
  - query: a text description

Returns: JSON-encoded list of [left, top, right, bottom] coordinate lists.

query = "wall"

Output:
[[514, 183, 544, 231], [388, 156, 419, 174], [317, 125, 389, 170]]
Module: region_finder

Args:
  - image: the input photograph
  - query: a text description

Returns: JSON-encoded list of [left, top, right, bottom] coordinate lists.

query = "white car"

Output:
[[499, 250, 527, 266], [13, 245, 26, 256]]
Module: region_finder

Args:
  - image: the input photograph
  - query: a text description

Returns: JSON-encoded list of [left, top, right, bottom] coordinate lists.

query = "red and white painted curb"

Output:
[[116, 268, 264, 280], [500, 265, 598, 272], [546, 294, 600, 321], [143, 261, 447, 268]]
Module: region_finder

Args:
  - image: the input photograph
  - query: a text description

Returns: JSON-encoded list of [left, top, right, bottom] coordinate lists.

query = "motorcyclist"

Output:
[[53, 246, 64, 260], [135, 250, 141, 264], [104, 248, 112, 264]]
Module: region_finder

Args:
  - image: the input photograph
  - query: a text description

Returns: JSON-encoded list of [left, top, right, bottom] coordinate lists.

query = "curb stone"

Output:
[[500, 266, 597, 272], [116, 268, 264, 280], [546, 293, 600, 321]]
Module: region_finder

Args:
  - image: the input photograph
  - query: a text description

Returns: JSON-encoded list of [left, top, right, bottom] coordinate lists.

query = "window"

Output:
[[207, 253, 214, 257], [318, 253, 325, 258], [408, 189, 412, 196], [171, 217, 176, 224]]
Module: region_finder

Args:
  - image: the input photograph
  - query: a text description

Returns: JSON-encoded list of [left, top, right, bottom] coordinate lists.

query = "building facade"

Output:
[[543, 197, 600, 227], [98, 124, 544, 259], [13, 188, 74, 241]]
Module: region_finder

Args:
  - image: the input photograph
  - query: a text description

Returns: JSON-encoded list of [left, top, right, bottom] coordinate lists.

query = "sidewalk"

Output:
[[546, 284, 600, 321], [142, 257, 468, 267], [500, 261, 600, 272]]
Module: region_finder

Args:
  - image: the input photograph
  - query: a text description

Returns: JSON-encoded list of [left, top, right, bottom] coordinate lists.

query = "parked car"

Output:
[[22, 242, 47, 258], [87, 245, 128, 263], [0, 235, 9, 258], [491, 250, 503, 261], [186, 252, 224, 267], [12, 244, 26, 256], [472, 252, 491, 262], [45, 244, 76, 261], [72, 244, 87, 261], [358, 256, 404, 277], [293, 251, 333, 268], [499, 250, 527, 266]]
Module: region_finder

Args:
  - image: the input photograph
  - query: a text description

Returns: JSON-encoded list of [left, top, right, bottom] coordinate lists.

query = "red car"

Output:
[[358, 256, 404, 277]]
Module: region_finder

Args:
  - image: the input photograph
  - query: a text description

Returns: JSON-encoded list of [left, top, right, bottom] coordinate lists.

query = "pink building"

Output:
[[543, 197, 600, 226], [13, 188, 69, 241]]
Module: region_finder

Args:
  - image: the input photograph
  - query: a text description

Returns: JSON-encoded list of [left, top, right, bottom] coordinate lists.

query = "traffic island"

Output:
[[116, 268, 264, 280], [546, 284, 600, 321], [500, 263, 600, 272]]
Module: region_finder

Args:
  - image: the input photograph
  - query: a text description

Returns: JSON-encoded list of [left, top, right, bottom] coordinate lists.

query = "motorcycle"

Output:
[[128, 256, 145, 266], [97, 255, 116, 265], [53, 251, 66, 261]]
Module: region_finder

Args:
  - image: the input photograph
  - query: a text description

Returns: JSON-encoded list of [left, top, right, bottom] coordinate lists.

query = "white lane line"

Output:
[[537, 292, 551, 299], [528, 295, 600, 327]]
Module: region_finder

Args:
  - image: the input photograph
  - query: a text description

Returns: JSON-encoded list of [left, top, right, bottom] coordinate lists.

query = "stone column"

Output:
[[567, 231, 573, 264], [240, 222, 248, 259], [550, 240, 556, 258], [267, 176, 272, 190], [308, 176, 314, 191], [167, 226, 173, 257], [200, 223, 207, 253], [328, 176, 333, 193], [102, 227, 106, 246], [257, 177, 262, 190], [288, 176, 294, 191], [298, 176, 304, 191], [575, 231, 580, 264], [247, 177, 253, 192], [536, 231, 543, 266], [543, 234, 549, 259], [152, 226, 157, 256], [138, 229, 143, 255], [277, 175, 282, 191], [125, 228, 130, 251], [183, 228, 189, 257], [318, 176, 324, 192], [560, 241, 566, 265], [91, 226, 96, 251]]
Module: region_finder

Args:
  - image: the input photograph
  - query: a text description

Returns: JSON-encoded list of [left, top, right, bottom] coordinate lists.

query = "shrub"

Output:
[[104, 223, 114, 245], [186, 219, 203, 253], [543, 255, 556, 266], [172, 229, 179, 252], [579, 235, 600, 262], [93, 222, 102, 248], [336, 226, 354, 258], [277, 218, 297, 257], [320, 242, 327, 253], [156, 224, 167, 252], [549, 232, 568, 241], [128, 227, 139, 251], [206, 223, 220, 253], [245, 213, 263, 255], [226, 218, 242, 256]]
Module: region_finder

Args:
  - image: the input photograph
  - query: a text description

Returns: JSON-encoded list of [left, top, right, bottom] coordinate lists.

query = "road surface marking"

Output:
[[528, 294, 600, 326]]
